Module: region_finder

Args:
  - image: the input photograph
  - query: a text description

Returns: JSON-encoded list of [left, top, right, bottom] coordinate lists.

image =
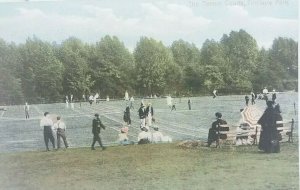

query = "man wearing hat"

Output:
[[91, 113, 106, 150], [138, 103, 146, 129], [207, 112, 227, 147], [40, 112, 55, 151], [53, 116, 69, 149]]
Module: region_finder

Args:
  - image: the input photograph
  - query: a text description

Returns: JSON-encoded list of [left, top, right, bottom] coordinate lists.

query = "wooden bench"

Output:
[[276, 119, 295, 143], [216, 119, 295, 147]]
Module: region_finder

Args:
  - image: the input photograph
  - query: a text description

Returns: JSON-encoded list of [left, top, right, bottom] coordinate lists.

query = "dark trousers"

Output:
[[171, 105, 176, 111], [188, 104, 191, 110], [57, 129, 68, 148], [25, 111, 29, 119], [44, 126, 55, 150], [91, 134, 104, 148], [207, 128, 217, 146]]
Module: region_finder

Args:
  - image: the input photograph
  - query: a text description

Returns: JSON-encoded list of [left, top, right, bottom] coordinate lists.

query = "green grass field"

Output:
[[0, 94, 298, 189], [0, 142, 298, 190]]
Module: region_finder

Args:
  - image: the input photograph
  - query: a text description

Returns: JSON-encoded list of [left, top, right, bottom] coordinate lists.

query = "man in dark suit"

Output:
[[91, 113, 106, 150], [207, 112, 227, 147], [138, 103, 146, 129]]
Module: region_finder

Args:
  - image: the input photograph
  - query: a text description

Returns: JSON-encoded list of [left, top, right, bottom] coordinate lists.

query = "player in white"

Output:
[[24, 102, 30, 119], [124, 90, 129, 101]]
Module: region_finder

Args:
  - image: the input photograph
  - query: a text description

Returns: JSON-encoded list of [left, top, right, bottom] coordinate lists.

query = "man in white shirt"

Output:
[[137, 127, 152, 144], [40, 112, 55, 151], [53, 116, 69, 149]]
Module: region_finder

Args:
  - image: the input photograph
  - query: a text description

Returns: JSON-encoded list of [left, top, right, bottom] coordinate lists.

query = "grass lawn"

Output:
[[0, 142, 298, 190]]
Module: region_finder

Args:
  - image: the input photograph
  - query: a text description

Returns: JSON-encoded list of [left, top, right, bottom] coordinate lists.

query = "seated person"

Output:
[[152, 127, 163, 143], [118, 128, 133, 145], [137, 127, 152, 144], [152, 127, 172, 143], [236, 123, 252, 145], [207, 112, 227, 147]]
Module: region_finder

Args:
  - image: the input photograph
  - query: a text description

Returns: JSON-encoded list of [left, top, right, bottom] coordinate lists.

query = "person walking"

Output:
[[24, 102, 30, 119], [213, 89, 217, 98], [40, 112, 55, 151], [188, 99, 191, 110], [53, 116, 69, 149], [91, 113, 106, 150]]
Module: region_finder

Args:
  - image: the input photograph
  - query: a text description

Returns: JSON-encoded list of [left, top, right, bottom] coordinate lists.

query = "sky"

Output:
[[0, 0, 298, 51]]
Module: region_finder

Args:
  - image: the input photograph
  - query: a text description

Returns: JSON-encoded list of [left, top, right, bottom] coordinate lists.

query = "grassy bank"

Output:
[[0, 142, 298, 190]]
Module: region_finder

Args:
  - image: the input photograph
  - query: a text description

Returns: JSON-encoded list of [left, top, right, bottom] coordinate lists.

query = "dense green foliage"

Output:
[[0, 30, 298, 104]]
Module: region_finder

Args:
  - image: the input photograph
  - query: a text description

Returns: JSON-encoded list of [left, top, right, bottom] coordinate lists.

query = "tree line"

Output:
[[0, 29, 298, 104]]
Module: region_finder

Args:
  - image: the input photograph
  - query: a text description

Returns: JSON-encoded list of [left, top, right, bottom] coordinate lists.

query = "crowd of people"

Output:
[[27, 88, 289, 153]]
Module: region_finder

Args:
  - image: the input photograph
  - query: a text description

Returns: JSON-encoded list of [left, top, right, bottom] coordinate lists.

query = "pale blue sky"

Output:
[[0, 0, 298, 50]]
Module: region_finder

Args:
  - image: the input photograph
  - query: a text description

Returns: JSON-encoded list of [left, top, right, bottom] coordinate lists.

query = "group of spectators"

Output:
[[206, 99, 284, 153]]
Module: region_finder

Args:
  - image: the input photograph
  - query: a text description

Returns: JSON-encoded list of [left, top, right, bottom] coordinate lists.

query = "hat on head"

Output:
[[215, 112, 222, 118], [153, 126, 159, 131], [44, 112, 49, 116], [95, 113, 99, 117]]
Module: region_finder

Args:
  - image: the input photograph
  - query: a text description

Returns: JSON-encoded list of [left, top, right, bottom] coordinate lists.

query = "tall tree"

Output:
[[0, 39, 24, 104], [170, 40, 200, 93], [134, 37, 173, 95], [19, 37, 63, 102], [59, 37, 93, 98], [269, 37, 298, 90], [221, 29, 259, 92], [200, 39, 227, 93], [89, 35, 134, 97]]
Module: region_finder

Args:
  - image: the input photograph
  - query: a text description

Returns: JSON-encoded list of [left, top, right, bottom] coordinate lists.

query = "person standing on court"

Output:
[[123, 104, 131, 126], [188, 99, 191, 110], [138, 103, 146, 129], [245, 95, 250, 106], [251, 91, 256, 105], [24, 102, 30, 119], [145, 103, 154, 128], [130, 96, 135, 109], [53, 116, 69, 149], [257, 101, 279, 153], [40, 112, 55, 151], [91, 113, 106, 150]]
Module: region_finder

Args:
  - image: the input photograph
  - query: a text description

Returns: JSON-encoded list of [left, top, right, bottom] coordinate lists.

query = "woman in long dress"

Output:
[[257, 101, 280, 153]]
